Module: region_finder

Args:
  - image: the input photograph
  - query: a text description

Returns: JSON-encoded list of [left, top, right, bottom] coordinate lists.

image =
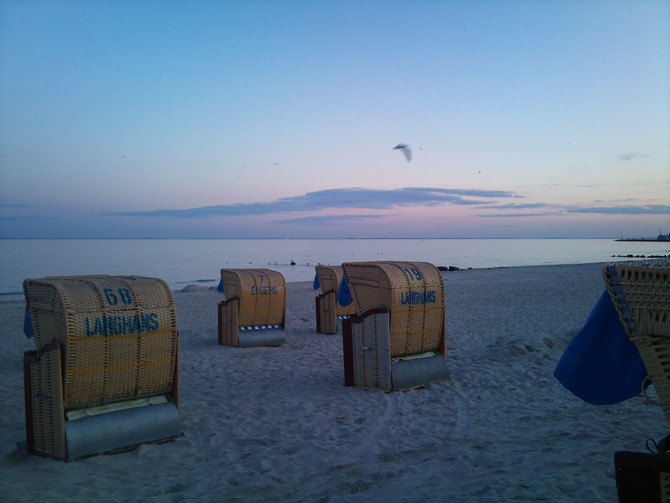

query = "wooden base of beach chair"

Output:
[[24, 345, 181, 460], [342, 309, 450, 391], [218, 299, 285, 347], [615, 450, 670, 503]]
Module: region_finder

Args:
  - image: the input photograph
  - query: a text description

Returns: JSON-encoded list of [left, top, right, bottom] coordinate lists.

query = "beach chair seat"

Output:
[[23, 275, 180, 460], [603, 259, 670, 423], [340, 261, 449, 391], [218, 268, 286, 347], [314, 265, 356, 334]]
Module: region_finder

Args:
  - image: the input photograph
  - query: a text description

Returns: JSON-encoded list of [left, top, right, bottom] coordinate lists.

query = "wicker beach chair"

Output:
[[340, 261, 450, 391], [604, 260, 670, 502], [23, 275, 181, 460], [218, 268, 286, 347], [314, 265, 356, 334], [603, 259, 670, 423]]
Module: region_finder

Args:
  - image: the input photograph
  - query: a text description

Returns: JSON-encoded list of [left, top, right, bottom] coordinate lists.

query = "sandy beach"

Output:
[[0, 263, 665, 502]]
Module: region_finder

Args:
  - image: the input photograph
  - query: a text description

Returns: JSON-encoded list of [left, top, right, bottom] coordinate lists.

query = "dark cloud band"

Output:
[[107, 187, 520, 218]]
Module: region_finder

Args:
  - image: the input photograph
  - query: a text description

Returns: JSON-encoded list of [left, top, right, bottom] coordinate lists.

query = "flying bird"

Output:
[[393, 143, 412, 162]]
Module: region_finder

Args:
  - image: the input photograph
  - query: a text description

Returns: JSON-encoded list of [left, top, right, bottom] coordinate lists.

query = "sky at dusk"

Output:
[[1, 0, 668, 239]]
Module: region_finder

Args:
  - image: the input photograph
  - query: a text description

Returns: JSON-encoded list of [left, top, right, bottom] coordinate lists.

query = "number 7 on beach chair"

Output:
[[339, 261, 450, 391], [217, 268, 286, 347]]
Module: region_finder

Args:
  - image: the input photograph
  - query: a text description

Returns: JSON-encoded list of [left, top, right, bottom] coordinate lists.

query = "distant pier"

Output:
[[616, 233, 670, 242]]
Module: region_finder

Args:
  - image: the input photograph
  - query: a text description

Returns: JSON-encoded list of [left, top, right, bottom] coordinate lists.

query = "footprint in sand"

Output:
[[349, 393, 400, 460]]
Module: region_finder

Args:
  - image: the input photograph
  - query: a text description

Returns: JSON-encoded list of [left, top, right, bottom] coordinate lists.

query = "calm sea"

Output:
[[1, 238, 668, 300]]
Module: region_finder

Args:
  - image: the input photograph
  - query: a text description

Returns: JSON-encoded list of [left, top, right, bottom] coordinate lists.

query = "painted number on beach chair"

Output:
[[103, 288, 133, 306], [404, 268, 423, 282]]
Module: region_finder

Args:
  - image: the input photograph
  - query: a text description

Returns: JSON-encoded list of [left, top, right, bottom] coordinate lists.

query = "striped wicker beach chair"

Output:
[[23, 275, 181, 460], [340, 261, 450, 391], [604, 260, 670, 502], [314, 265, 356, 334], [218, 268, 286, 347], [603, 259, 670, 423]]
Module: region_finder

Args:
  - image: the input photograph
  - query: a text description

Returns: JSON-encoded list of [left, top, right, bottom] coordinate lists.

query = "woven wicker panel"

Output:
[[218, 299, 239, 346], [662, 472, 670, 503], [342, 262, 445, 357], [316, 295, 336, 334], [27, 346, 66, 458], [220, 269, 286, 326], [315, 266, 356, 317], [603, 259, 670, 424], [351, 311, 392, 390], [23, 276, 178, 409]]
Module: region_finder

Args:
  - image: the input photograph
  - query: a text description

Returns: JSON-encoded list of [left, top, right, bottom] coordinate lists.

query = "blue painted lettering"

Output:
[[400, 290, 436, 305], [84, 312, 160, 337], [251, 285, 278, 295]]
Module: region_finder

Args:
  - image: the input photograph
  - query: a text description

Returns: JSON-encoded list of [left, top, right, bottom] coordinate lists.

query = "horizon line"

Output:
[[0, 236, 631, 241]]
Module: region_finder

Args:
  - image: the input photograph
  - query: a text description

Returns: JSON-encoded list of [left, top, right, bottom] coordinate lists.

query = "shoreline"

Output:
[[0, 260, 638, 304]]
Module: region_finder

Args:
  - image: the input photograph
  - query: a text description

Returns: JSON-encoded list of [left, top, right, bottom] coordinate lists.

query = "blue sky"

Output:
[[1, 0, 668, 239]]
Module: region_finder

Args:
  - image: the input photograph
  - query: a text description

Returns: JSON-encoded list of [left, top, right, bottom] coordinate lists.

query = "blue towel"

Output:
[[336, 275, 352, 307], [216, 279, 224, 293], [554, 290, 648, 405], [313, 274, 320, 290]]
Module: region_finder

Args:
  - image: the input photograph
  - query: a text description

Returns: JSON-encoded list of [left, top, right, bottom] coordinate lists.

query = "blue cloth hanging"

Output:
[[23, 307, 33, 338], [313, 274, 320, 290], [217, 279, 224, 293], [336, 275, 352, 307], [554, 290, 648, 405]]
